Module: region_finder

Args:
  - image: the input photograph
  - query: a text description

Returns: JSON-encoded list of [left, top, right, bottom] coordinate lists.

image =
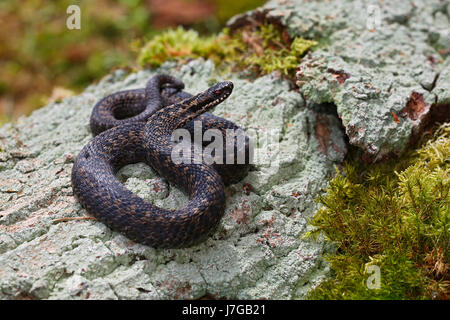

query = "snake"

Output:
[[71, 74, 251, 248]]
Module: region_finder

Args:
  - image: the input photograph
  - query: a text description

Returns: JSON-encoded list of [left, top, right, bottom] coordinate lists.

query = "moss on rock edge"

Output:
[[137, 24, 317, 77], [307, 124, 449, 300]]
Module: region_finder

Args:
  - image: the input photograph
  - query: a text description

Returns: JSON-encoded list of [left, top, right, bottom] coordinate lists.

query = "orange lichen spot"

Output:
[[392, 111, 400, 124]]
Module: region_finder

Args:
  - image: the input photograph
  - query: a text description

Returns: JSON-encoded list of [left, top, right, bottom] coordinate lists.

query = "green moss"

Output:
[[137, 28, 215, 67], [307, 124, 449, 300], [241, 24, 317, 75], [137, 23, 317, 77]]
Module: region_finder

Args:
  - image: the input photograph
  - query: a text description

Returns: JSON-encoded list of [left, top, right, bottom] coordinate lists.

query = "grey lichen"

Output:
[[0, 60, 345, 299], [229, 0, 450, 161]]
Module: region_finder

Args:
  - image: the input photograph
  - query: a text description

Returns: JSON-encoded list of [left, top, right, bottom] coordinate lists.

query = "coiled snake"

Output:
[[71, 74, 251, 248]]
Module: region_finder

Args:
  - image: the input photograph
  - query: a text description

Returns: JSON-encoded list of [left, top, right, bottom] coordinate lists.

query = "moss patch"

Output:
[[137, 24, 317, 77], [307, 124, 449, 299]]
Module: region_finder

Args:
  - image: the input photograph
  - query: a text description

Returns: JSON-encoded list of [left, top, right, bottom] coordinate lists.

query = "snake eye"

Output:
[[215, 90, 222, 95]]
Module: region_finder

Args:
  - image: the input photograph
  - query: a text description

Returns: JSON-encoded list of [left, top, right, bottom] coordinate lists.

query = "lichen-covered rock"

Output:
[[434, 57, 450, 105], [0, 60, 345, 299], [229, 0, 450, 161]]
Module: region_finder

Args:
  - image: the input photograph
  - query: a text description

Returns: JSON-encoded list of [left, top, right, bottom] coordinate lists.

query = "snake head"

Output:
[[152, 81, 234, 130], [182, 81, 234, 114], [204, 81, 234, 103]]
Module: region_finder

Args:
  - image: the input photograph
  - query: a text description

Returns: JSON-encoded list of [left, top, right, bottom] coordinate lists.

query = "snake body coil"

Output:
[[71, 75, 251, 248]]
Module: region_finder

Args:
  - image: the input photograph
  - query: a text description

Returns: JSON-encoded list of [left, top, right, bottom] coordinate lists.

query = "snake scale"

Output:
[[71, 74, 251, 248]]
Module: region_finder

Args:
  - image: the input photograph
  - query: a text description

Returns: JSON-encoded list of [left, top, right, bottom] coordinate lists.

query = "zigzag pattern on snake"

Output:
[[71, 74, 251, 248]]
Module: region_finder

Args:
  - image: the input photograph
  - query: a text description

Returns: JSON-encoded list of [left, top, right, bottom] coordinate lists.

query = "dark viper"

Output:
[[71, 74, 251, 248]]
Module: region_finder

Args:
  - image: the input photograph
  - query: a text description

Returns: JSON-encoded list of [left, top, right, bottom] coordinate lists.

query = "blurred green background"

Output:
[[0, 0, 265, 124]]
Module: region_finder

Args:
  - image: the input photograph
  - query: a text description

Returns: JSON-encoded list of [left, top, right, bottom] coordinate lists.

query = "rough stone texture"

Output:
[[0, 60, 346, 299], [229, 0, 450, 161]]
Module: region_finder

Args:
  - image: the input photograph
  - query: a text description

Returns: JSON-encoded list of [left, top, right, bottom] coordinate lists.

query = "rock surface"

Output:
[[0, 60, 346, 299], [229, 0, 450, 161], [3, 0, 446, 300]]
